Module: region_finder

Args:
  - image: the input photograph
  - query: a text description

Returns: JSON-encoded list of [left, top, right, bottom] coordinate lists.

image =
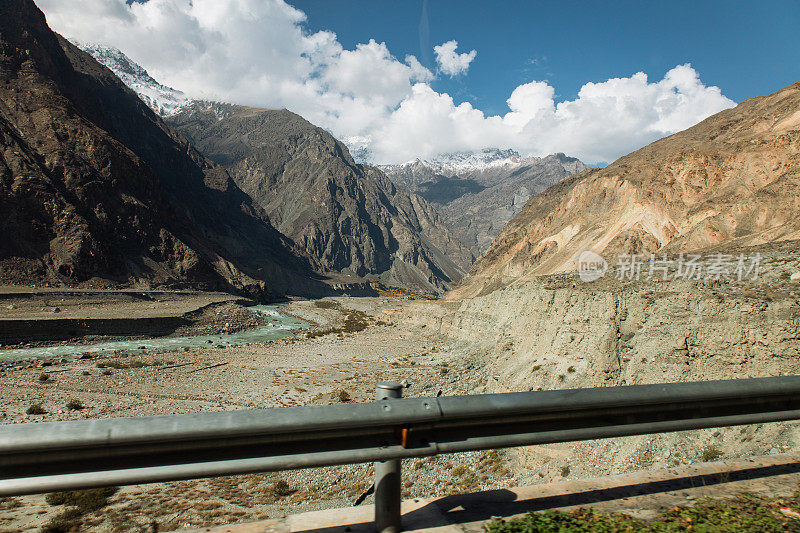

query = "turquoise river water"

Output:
[[0, 305, 308, 362]]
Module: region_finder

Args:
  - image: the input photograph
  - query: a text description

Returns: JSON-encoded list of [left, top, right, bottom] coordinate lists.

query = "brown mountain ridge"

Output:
[[458, 82, 800, 296], [168, 102, 474, 294], [0, 0, 325, 298]]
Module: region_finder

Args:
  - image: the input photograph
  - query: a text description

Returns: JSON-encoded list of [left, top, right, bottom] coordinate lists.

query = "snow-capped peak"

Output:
[[392, 148, 523, 174], [73, 41, 190, 117]]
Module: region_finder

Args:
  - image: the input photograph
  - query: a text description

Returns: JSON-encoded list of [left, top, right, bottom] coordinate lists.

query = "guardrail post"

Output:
[[375, 382, 403, 533]]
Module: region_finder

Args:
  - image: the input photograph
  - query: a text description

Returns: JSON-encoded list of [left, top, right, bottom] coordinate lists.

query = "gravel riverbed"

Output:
[[0, 297, 517, 533]]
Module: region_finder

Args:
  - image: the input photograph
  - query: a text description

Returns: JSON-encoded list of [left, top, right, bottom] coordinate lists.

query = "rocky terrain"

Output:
[[75, 41, 189, 117], [462, 83, 800, 292], [0, 297, 518, 532], [405, 83, 800, 482], [382, 150, 588, 255], [397, 244, 800, 485], [0, 0, 326, 299], [168, 102, 474, 294]]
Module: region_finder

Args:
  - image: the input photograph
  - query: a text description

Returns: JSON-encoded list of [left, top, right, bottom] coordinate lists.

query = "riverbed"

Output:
[[0, 305, 308, 362]]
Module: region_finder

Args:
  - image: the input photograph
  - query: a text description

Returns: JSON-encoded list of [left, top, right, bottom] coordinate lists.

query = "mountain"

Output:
[[167, 102, 474, 294], [75, 41, 189, 117], [458, 83, 800, 296], [0, 0, 324, 298], [382, 150, 589, 255]]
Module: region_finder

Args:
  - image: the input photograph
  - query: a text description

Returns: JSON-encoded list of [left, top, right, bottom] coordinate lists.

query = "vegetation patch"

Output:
[[45, 487, 117, 513], [484, 493, 800, 532], [702, 445, 724, 462], [66, 399, 84, 411], [26, 403, 46, 415], [313, 300, 341, 310], [306, 309, 371, 338], [42, 487, 117, 532]]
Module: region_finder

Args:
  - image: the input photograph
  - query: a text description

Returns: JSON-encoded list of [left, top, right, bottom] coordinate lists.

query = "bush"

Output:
[[45, 487, 116, 513], [38, 373, 50, 382], [101, 369, 112, 376], [702, 446, 724, 462], [337, 389, 352, 403], [486, 494, 797, 532], [451, 465, 469, 477], [271, 479, 293, 498], [40, 508, 82, 533], [26, 403, 46, 415], [66, 399, 84, 411]]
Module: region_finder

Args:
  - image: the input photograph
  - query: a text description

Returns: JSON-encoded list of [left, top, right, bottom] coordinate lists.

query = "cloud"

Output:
[[433, 40, 477, 77], [36, 0, 735, 165], [366, 65, 734, 163]]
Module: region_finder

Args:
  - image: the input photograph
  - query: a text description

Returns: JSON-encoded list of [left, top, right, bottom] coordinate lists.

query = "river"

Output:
[[0, 305, 308, 362]]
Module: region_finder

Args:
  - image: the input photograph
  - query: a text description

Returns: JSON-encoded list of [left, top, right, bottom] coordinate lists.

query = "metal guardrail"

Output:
[[3, 376, 800, 532]]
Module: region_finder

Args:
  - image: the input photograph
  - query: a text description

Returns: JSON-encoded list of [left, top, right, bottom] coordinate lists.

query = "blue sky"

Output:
[[292, 0, 799, 114], [39, 0, 798, 164]]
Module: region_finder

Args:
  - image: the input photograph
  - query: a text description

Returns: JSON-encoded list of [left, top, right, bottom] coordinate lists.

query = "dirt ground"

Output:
[[0, 288, 244, 322], [0, 297, 512, 533]]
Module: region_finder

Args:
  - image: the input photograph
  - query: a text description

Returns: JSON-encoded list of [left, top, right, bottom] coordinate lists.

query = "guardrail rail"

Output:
[[3, 376, 800, 532]]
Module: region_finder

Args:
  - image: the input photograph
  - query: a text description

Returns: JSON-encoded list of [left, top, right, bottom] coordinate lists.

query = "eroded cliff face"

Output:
[[168, 102, 474, 294], [400, 251, 800, 482], [383, 153, 589, 256], [0, 0, 324, 298], [460, 84, 800, 298]]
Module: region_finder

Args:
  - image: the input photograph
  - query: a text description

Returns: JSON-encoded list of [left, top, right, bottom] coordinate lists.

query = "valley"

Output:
[[1, 0, 799, 531]]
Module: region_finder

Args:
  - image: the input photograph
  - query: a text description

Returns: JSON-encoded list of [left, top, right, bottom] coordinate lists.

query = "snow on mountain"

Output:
[[384, 148, 522, 175], [73, 41, 189, 117]]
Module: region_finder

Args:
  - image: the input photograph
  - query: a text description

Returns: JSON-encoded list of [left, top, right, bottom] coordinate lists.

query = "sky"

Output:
[[36, 0, 799, 165]]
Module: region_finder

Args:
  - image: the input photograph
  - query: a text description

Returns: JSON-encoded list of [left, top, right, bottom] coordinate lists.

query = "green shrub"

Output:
[[337, 389, 352, 403], [26, 403, 46, 415], [271, 479, 293, 498], [66, 399, 84, 411], [485, 493, 797, 532], [451, 465, 469, 477], [40, 508, 82, 533], [702, 446, 724, 462], [45, 487, 116, 513], [306, 309, 370, 338]]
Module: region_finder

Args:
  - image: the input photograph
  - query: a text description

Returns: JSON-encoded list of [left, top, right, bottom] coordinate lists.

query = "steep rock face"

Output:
[[75, 41, 188, 117], [169, 102, 474, 294], [399, 262, 800, 482], [461, 84, 800, 295], [382, 151, 588, 255], [0, 0, 321, 297]]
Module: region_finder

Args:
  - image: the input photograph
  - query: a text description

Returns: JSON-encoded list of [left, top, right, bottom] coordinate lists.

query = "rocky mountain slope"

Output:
[[167, 102, 474, 294], [382, 150, 588, 255], [75, 41, 189, 117], [0, 0, 324, 298], [399, 246, 800, 484], [460, 83, 800, 295]]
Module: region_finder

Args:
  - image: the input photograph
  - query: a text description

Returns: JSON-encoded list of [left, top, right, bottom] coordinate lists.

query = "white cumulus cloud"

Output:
[[35, 0, 735, 165], [433, 40, 477, 77]]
